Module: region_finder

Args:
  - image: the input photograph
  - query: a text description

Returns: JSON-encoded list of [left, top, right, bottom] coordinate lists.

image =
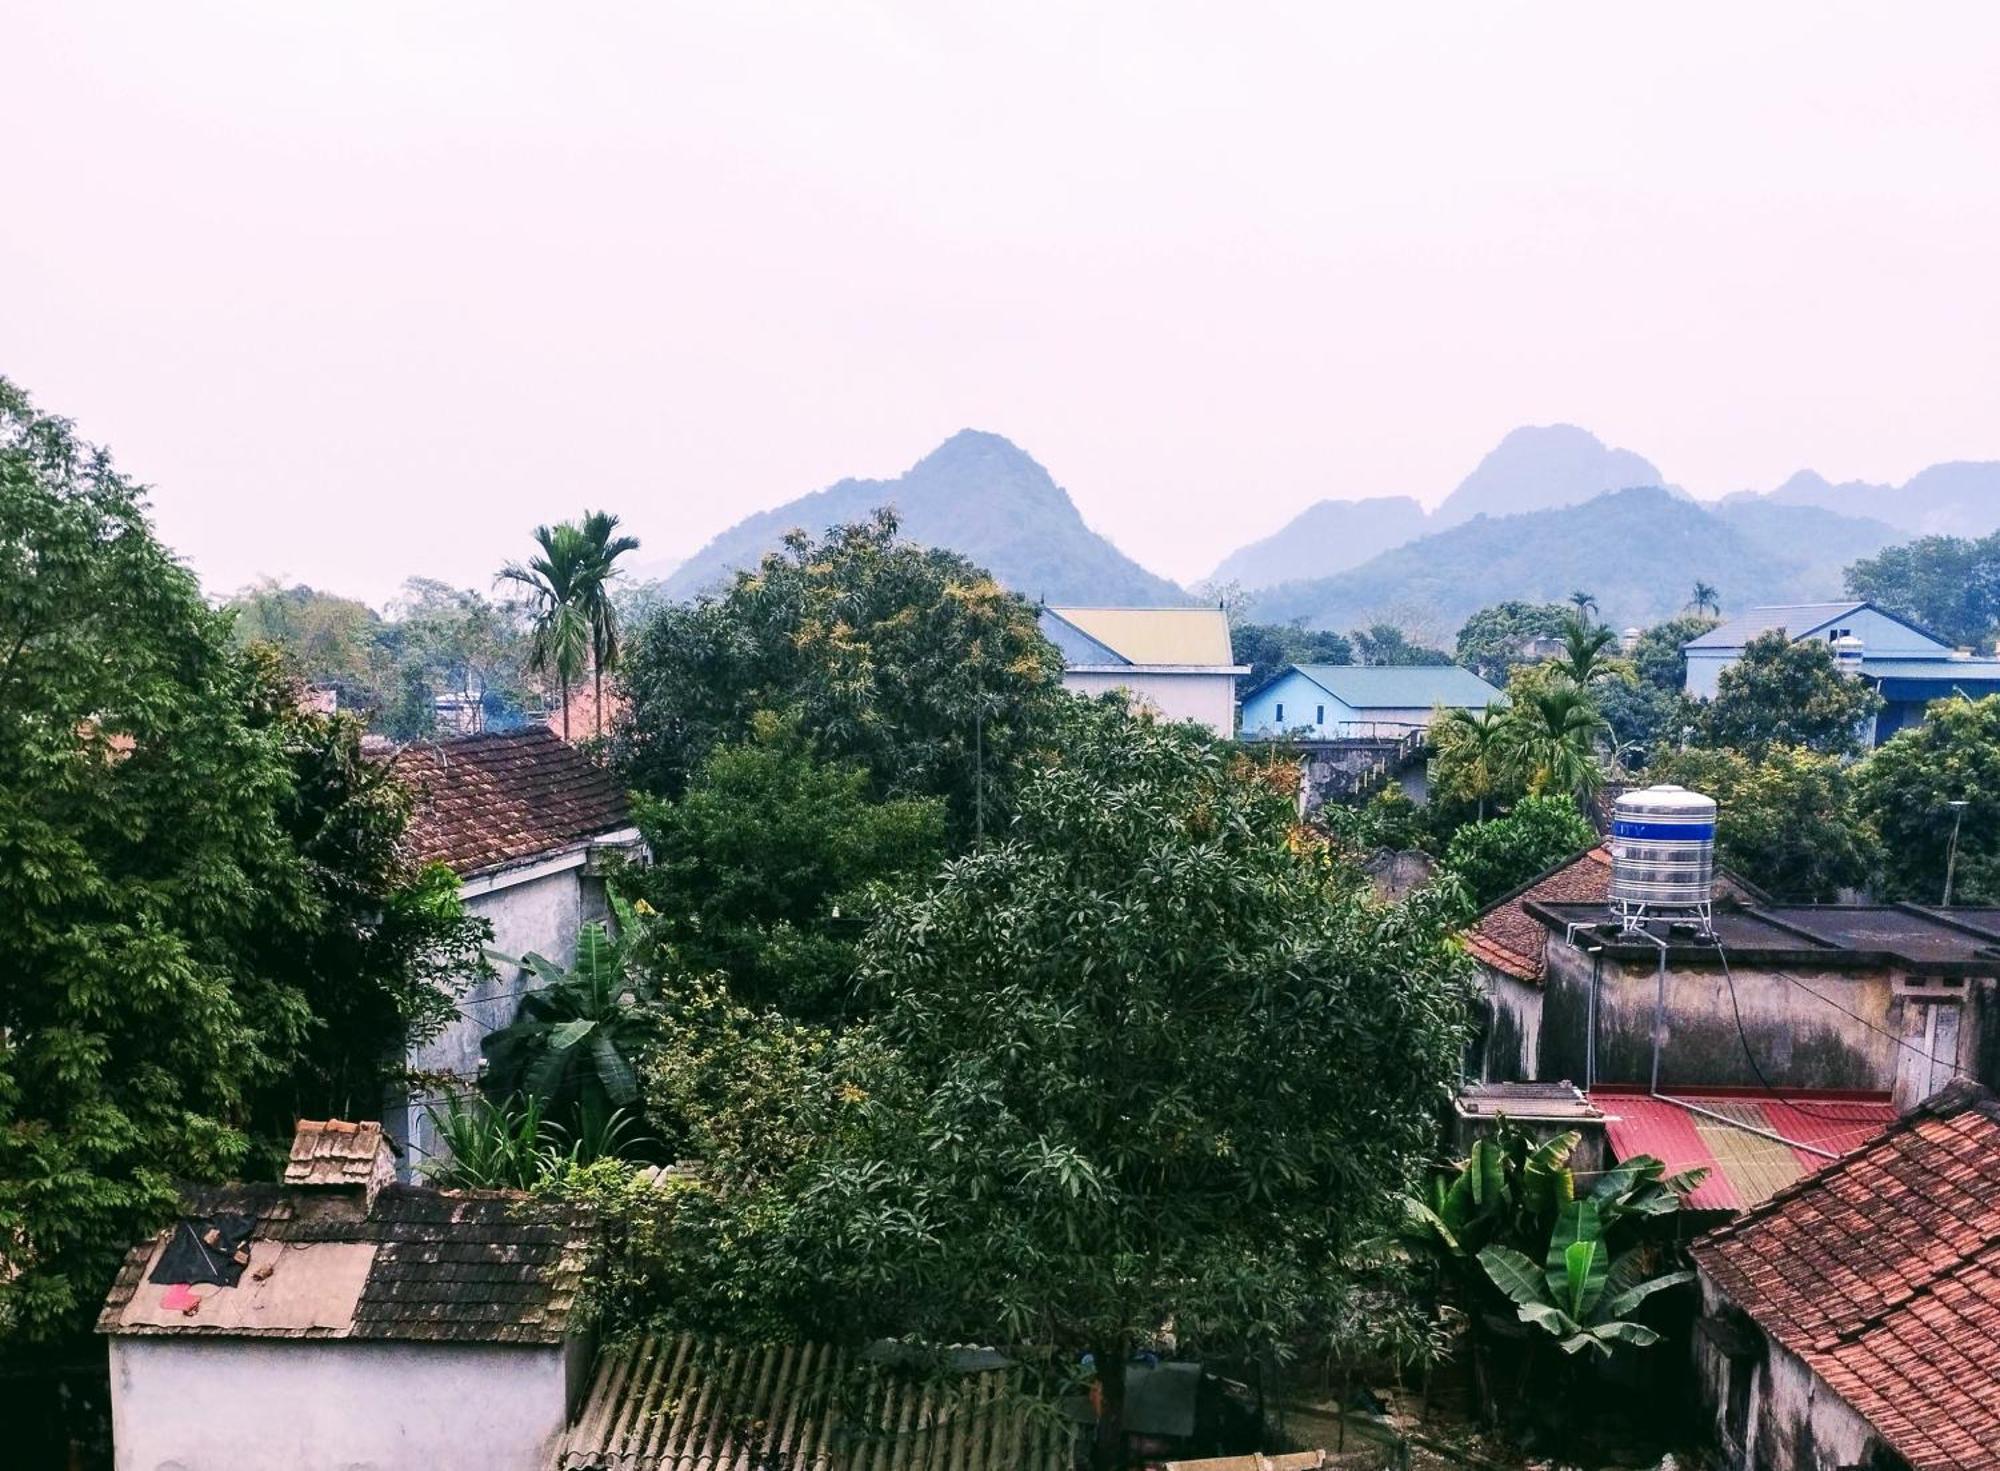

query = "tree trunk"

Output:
[[1091, 1339, 1129, 1471], [594, 659, 604, 737], [559, 672, 571, 742]]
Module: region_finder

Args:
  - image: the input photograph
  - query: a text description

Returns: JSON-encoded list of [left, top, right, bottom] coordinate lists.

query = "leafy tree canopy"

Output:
[[1441, 795, 1596, 907], [1454, 601, 1573, 684], [0, 379, 482, 1351], [1650, 745, 1876, 902], [1632, 614, 1717, 694], [1855, 695, 2000, 904], [1699, 631, 1881, 758], [1230, 621, 1353, 691], [624, 713, 948, 1020], [613, 511, 1064, 839], [1351, 622, 1454, 667], [1846, 533, 2000, 650]]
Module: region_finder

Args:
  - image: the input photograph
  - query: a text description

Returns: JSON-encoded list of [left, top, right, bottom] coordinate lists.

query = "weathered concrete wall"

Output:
[[1063, 670, 1237, 738], [1539, 942, 1904, 1093], [110, 1337, 572, 1471], [393, 862, 604, 1169], [1692, 1276, 1894, 1471], [1474, 964, 1544, 1083]]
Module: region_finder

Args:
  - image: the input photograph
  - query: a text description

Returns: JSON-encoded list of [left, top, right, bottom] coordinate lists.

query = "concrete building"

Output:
[[387, 728, 644, 1169], [1038, 606, 1247, 739], [1683, 600, 2000, 744], [100, 1120, 593, 1471], [1688, 1082, 2000, 1471], [1237, 663, 1503, 742]]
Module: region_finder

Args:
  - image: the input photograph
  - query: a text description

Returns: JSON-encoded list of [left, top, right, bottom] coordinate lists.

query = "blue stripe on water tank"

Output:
[[1613, 819, 1716, 840]]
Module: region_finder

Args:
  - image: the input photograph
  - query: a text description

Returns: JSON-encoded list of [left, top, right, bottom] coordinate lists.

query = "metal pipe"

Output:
[[1652, 1094, 1839, 1160], [1586, 950, 1601, 1090]]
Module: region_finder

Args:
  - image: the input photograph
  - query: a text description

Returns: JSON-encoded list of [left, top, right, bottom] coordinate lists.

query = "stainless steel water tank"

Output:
[[1609, 783, 1716, 913]]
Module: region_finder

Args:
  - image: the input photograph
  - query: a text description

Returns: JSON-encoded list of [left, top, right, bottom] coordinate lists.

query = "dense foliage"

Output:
[[1700, 631, 1882, 757], [1846, 533, 2000, 650], [1855, 696, 2000, 904], [1441, 795, 1596, 906], [1454, 601, 1573, 684], [614, 511, 1064, 838], [1351, 622, 1454, 666], [1230, 620, 1354, 690], [1649, 745, 1876, 901], [0, 379, 483, 1352]]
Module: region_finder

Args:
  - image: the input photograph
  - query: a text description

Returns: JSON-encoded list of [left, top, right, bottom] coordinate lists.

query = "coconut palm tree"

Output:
[[1687, 581, 1720, 617], [499, 523, 595, 740], [1568, 590, 1599, 619], [577, 509, 641, 736], [1505, 683, 1609, 802], [1554, 615, 1620, 687]]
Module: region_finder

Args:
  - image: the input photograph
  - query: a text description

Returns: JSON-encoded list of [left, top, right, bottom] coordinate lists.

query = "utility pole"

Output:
[[1943, 799, 1970, 906]]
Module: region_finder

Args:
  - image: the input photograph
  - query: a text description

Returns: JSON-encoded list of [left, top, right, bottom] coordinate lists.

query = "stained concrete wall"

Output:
[[393, 860, 608, 1170], [1475, 964, 1545, 1083], [1692, 1275, 1900, 1471], [1063, 670, 1237, 738], [110, 1337, 572, 1471]]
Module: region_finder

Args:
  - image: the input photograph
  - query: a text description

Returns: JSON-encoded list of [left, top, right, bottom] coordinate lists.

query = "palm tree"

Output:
[[576, 510, 641, 736], [1569, 590, 1599, 619], [1440, 702, 1511, 820], [1554, 615, 1619, 687], [499, 523, 594, 740], [1505, 683, 1609, 803], [1687, 581, 1720, 617]]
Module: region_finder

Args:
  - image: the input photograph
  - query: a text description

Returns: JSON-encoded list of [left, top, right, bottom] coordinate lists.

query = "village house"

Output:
[[1038, 605, 1248, 739], [388, 728, 644, 1171], [99, 1120, 594, 1471], [1687, 1081, 2000, 1471], [1683, 600, 2000, 744], [1462, 845, 2000, 1211]]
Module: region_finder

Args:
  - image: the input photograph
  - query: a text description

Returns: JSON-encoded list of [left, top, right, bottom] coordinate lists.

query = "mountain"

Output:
[[662, 430, 1187, 605], [1243, 487, 1900, 638], [1206, 496, 1428, 589], [1764, 462, 2000, 538], [1431, 424, 1667, 525]]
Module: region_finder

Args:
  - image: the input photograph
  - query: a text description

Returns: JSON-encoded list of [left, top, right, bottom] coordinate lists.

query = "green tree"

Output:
[[1453, 601, 1572, 684], [1699, 630, 1881, 758], [1502, 676, 1609, 802], [1429, 702, 1518, 820], [1441, 795, 1596, 906], [577, 510, 642, 736], [1551, 615, 1620, 688], [1351, 622, 1453, 667], [1230, 621, 1354, 691], [1846, 534, 2000, 650], [1650, 745, 1875, 900], [500, 522, 597, 740], [1568, 590, 1598, 618], [0, 379, 482, 1363], [390, 577, 533, 732], [1856, 695, 2000, 903], [614, 511, 1063, 839], [1631, 614, 1718, 694], [224, 578, 389, 709], [624, 714, 948, 1020], [1687, 581, 1720, 617], [808, 703, 1472, 1464]]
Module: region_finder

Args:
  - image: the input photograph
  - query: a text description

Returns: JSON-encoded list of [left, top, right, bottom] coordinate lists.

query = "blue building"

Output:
[[1239, 663, 1505, 740], [1683, 600, 2000, 745]]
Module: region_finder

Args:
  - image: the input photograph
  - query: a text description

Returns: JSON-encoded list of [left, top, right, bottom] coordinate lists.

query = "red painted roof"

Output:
[[1590, 1090, 1897, 1212], [1691, 1084, 2000, 1471]]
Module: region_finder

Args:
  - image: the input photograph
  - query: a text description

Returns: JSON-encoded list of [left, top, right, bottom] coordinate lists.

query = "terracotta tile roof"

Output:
[[391, 727, 632, 877], [100, 1180, 592, 1345], [558, 1335, 1076, 1470], [1592, 1091, 1897, 1212], [1462, 846, 1615, 982], [284, 1119, 388, 1189], [1691, 1082, 2000, 1471]]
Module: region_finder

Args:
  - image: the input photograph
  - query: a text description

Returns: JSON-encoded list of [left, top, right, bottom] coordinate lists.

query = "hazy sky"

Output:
[[5, 3, 1998, 603]]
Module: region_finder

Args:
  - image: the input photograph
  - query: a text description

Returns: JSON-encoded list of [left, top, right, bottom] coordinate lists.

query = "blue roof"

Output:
[[1684, 601, 1949, 652], [1278, 664, 1505, 710]]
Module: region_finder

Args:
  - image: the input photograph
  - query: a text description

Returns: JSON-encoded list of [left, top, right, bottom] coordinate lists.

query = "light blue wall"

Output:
[[1685, 606, 1950, 700], [1240, 670, 1355, 738]]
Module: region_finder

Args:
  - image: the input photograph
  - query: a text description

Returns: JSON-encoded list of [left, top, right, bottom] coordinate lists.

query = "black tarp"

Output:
[[148, 1213, 256, 1287]]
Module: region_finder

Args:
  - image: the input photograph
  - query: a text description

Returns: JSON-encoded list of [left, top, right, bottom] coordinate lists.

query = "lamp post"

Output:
[[1943, 799, 1970, 906]]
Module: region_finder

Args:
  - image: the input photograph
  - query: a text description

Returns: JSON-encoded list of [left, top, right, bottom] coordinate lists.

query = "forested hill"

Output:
[[1243, 487, 1900, 635], [661, 430, 1187, 605]]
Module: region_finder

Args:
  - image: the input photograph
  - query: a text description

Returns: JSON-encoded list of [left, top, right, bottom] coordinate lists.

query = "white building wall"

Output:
[[1063, 670, 1237, 738], [110, 1337, 572, 1471]]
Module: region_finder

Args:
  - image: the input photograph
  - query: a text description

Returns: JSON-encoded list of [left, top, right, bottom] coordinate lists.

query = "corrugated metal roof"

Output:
[[1591, 1092, 1895, 1211], [1288, 665, 1502, 711], [1045, 607, 1236, 667], [557, 1335, 1076, 1471], [1684, 602, 1867, 650], [1862, 657, 2000, 682]]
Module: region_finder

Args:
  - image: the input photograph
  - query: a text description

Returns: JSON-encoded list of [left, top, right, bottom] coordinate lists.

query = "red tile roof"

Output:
[[1462, 846, 1614, 982], [391, 727, 632, 877], [1691, 1082, 2000, 1471], [1592, 1090, 1897, 1212]]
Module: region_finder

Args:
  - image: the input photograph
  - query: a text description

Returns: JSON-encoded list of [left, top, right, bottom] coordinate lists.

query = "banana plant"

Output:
[[1476, 1200, 1693, 1358]]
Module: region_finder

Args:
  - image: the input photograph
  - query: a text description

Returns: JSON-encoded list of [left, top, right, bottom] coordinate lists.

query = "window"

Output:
[[1316, 704, 1325, 725], [1275, 702, 1284, 723]]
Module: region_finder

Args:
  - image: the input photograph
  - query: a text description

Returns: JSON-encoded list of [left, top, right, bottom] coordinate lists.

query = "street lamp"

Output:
[[1943, 799, 1970, 906]]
